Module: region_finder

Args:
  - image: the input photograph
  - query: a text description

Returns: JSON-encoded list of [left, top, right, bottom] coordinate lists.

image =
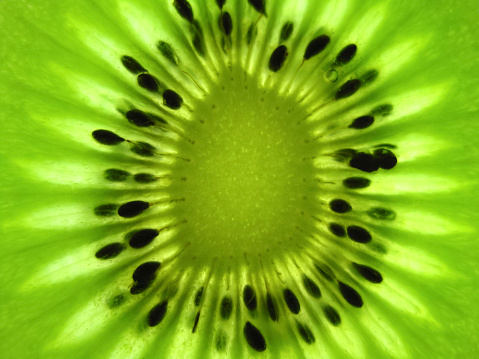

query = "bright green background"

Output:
[[0, 0, 478, 358]]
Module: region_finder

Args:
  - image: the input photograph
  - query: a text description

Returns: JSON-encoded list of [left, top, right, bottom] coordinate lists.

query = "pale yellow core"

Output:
[[174, 67, 315, 260]]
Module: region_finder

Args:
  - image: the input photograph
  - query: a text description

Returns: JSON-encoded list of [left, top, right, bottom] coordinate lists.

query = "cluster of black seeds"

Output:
[[86, 0, 398, 354]]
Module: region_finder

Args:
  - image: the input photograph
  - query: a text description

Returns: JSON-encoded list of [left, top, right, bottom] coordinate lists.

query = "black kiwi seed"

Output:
[[194, 287, 204, 306], [349, 115, 374, 129], [268, 45, 288, 72], [283, 288, 300, 314], [130, 142, 156, 157], [220, 296, 233, 319], [137, 73, 160, 92], [121, 55, 147, 74], [329, 223, 346, 237], [247, 0, 267, 16], [133, 173, 158, 183], [131, 261, 161, 294], [343, 177, 371, 189], [279, 21, 294, 43], [266, 293, 278, 321], [192, 23, 206, 55], [303, 35, 330, 60], [104, 168, 130, 182], [296, 321, 315, 344], [126, 109, 155, 127], [215, 0, 226, 10], [118, 200, 150, 218], [347, 225, 372, 243], [147, 300, 168, 327], [163, 89, 183, 109], [334, 44, 357, 65], [157, 41, 179, 66], [243, 322, 266, 352], [367, 207, 396, 221], [338, 281, 363, 308], [349, 152, 380, 172], [302, 275, 321, 298], [128, 229, 160, 248], [132, 261, 161, 282], [352, 263, 383, 283], [220, 12, 233, 36], [323, 305, 341, 326], [92, 129, 125, 145], [95, 242, 125, 259], [243, 285, 257, 310], [335, 79, 362, 100], [329, 199, 352, 213], [373, 148, 397, 169], [173, 0, 194, 23], [94, 203, 118, 217]]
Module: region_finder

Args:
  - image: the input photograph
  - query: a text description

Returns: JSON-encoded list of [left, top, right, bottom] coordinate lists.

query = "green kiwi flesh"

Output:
[[0, 0, 479, 358]]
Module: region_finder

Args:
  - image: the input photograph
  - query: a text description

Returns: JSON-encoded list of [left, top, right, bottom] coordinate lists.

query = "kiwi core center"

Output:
[[176, 67, 314, 258]]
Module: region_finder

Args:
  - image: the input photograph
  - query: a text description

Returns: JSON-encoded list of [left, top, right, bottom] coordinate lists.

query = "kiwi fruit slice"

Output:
[[1, 0, 478, 358]]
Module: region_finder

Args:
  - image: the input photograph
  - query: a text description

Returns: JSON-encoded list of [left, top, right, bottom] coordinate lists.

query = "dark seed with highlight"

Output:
[[128, 229, 159, 248], [335, 79, 362, 100], [279, 21, 294, 42], [131, 142, 155, 157], [134, 173, 158, 183], [220, 12, 233, 36], [121, 55, 146, 74], [137, 73, 159, 92], [297, 322, 315, 344], [126, 109, 155, 127], [163, 89, 183, 109], [329, 223, 346, 237], [304, 35, 330, 60], [283, 288, 300, 314], [247, 0, 266, 16], [95, 243, 125, 259], [349, 152, 380, 173], [353, 263, 383, 283], [104, 169, 130, 182], [94, 203, 118, 217], [157, 41, 179, 66], [329, 199, 352, 213], [118, 201, 149, 218], [173, 0, 194, 23], [343, 177, 371, 189], [147, 301, 168, 327], [266, 293, 278, 321], [268, 45, 288, 72], [220, 296, 233, 320], [303, 275, 321, 298], [349, 115, 374, 129], [338, 282, 363, 307], [244, 322, 266, 352], [374, 149, 397, 169], [347, 225, 372, 243], [335, 44, 357, 65], [323, 305, 341, 326], [92, 130, 124, 145], [243, 285, 257, 311]]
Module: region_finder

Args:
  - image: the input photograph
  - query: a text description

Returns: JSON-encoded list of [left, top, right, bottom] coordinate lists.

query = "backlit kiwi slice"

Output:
[[1, 0, 478, 358]]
